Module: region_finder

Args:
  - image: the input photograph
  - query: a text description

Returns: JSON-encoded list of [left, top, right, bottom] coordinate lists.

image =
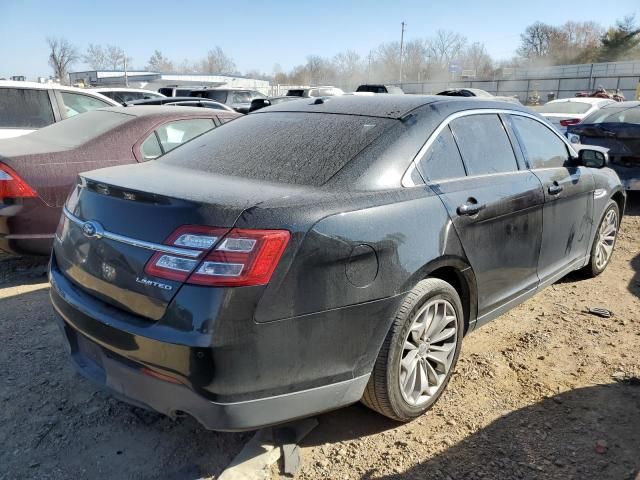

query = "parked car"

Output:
[[125, 96, 235, 112], [0, 106, 239, 255], [538, 97, 615, 134], [436, 88, 521, 104], [0, 80, 119, 139], [248, 96, 301, 112], [49, 95, 624, 431], [356, 84, 405, 94], [285, 86, 344, 97], [91, 88, 165, 105], [567, 101, 640, 191], [189, 88, 266, 114], [158, 86, 200, 97]]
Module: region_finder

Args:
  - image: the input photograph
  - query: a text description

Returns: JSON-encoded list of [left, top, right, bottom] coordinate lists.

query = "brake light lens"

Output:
[[188, 229, 290, 286], [0, 163, 37, 200], [560, 118, 580, 127], [143, 225, 290, 286]]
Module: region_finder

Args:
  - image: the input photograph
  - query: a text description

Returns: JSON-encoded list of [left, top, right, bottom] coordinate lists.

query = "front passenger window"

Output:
[[511, 115, 569, 169]]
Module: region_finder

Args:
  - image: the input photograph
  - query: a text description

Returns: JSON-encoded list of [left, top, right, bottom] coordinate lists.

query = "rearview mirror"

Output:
[[577, 148, 608, 169]]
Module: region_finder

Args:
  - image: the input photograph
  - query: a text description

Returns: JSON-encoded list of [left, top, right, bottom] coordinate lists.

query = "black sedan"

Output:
[[567, 101, 640, 191], [49, 95, 625, 431]]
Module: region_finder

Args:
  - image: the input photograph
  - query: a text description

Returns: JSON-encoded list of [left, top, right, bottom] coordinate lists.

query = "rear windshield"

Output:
[[582, 105, 640, 125], [287, 90, 304, 97], [0, 88, 55, 128], [357, 85, 386, 93], [539, 102, 592, 114], [161, 112, 395, 186], [27, 110, 133, 147]]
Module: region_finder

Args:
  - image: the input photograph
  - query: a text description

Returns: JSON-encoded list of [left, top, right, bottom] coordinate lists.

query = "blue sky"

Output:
[[1, 0, 638, 79]]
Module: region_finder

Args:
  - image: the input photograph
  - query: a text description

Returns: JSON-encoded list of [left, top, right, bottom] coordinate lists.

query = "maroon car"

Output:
[[0, 106, 239, 255]]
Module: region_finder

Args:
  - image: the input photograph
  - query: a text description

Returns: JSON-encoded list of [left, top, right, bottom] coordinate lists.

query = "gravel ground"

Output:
[[1, 194, 638, 480]]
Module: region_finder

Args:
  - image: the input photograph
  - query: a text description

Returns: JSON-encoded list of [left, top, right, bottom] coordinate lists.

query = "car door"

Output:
[[418, 113, 544, 322], [136, 118, 216, 161], [508, 114, 595, 283]]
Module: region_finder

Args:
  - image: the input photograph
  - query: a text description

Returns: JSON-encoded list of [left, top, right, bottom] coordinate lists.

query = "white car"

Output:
[[0, 81, 119, 139], [538, 97, 616, 134], [90, 87, 165, 105]]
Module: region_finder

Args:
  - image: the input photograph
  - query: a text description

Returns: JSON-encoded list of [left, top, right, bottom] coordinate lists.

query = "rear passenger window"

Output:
[[60, 92, 111, 117], [418, 126, 466, 182], [450, 114, 518, 176], [510, 115, 569, 169], [0, 88, 54, 128], [155, 119, 215, 153]]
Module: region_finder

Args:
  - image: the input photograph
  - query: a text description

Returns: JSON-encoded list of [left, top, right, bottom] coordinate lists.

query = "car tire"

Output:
[[582, 199, 620, 278], [362, 278, 464, 422]]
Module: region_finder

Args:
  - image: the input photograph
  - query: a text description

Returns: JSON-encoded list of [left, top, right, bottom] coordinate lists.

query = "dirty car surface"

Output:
[[49, 95, 625, 431]]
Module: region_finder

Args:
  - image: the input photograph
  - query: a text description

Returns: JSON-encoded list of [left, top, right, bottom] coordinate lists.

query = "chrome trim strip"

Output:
[[401, 108, 578, 188], [62, 207, 202, 259]]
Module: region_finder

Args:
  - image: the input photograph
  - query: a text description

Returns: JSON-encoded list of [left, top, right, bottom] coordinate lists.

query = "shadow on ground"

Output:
[[363, 383, 640, 480]]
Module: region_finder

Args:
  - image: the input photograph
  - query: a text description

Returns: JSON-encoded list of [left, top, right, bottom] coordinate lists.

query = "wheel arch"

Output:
[[403, 256, 478, 335]]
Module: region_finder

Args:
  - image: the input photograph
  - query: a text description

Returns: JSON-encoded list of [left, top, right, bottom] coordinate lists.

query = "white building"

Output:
[[69, 70, 270, 94]]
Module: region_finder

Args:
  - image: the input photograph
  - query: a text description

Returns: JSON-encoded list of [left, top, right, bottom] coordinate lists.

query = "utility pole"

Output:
[[368, 50, 372, 82], [124, 54, 129, 87], [399, 21, 406, 83]]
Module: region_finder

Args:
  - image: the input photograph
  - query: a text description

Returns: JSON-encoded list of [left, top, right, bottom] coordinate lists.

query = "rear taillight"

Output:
[[0, 163, 37, 200], [560, 118, 580, 127], [144, 226, 228, 282], [144, 225, 290, 287]]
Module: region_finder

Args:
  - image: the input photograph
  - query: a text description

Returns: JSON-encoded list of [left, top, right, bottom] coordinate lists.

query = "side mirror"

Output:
[[577, 147, 608, 169]]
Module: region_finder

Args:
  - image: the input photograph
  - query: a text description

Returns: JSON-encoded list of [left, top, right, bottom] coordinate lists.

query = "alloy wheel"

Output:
[[595, 209, 617, 270], [399, 299, 459, 407]]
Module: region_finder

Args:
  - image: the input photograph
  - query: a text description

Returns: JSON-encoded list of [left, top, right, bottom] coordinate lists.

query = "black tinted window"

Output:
[[582, 105, 640, 125], [161, 112, 394, 186], [511, 115, 568, 169], [0, 88, 54, 128], [450, 114, 518, 175], [418, 126, 466, 182]]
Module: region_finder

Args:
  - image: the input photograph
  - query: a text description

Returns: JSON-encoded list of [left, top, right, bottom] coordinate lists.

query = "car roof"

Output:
[[91, 87, 162, 94], [600, 100, 640, 108], [253, 94, 529, 119], [98, 105, 236, 118], [546, 97, 613, 105]]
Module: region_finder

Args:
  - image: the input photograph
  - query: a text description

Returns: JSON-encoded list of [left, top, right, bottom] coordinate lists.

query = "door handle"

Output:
[[457, 200, 485, 216], [548, 183, 563, 195]]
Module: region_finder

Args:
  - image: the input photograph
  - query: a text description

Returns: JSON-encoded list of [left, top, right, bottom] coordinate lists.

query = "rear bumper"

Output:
[[48, 257, 393, 431], [52, 310, 368, 431]]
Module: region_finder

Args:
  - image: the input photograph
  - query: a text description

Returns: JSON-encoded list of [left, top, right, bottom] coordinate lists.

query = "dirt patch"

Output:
[[0, 195, 639, 480]]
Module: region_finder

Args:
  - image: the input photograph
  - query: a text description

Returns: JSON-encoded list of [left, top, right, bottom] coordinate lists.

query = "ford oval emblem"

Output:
[[81, 220, 103, 239]]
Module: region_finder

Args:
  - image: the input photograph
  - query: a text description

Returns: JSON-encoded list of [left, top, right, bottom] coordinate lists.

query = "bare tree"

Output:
[[517, 22, 560, 60], [147, 50, 174, 72], [83, 44, 108, 70], [47, 37, 79, 84], [200, 47, 236, 74], [402, 39, 429, 81], [460, 42, 494, 77], [105, 45, 131, 70], [426, 30, 466, 67], [333, 50, 363, 88]]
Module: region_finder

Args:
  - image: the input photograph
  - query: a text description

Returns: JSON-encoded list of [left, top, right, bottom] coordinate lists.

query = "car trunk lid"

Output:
[[53, 161, 304, 321]]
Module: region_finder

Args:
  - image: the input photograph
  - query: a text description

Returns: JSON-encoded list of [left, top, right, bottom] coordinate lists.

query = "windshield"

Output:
[[539, 102, 592, 114], [161, 112, 395, 186], [582, 105, 640, 125]]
